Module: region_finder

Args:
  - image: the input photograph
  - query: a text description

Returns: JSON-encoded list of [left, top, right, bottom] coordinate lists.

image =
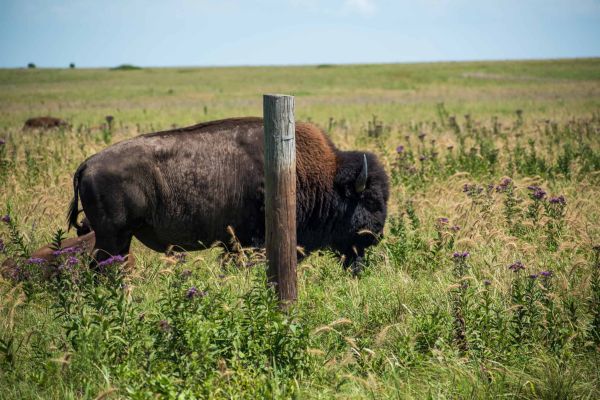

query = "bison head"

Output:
[[332, 151, 389, 273]]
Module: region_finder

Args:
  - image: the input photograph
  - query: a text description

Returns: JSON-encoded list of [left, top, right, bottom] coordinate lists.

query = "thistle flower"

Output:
[[453, 251, 469, 259], [186, 286, 206, 299], [52, 246, 81, 256], [1, 214, 10, 224], [549, 195, 566, 205], [65, 256, 79, 267], [174, 252, 187, 264], [97, 255, 126, 268], [437, 217, 449, 225], [396, 145, 404, 153], [509, 260, 525, 272], [496, 177, 512, 192], [539, 270, 552, 277], [528, 273, 538, 279], [27, 257, 46, 265], [532, 188, 546, 200], [450, 225, 460, 232]]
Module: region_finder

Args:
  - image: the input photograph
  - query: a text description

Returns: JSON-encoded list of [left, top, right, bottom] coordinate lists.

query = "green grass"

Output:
[[1, 59, 600, 399]]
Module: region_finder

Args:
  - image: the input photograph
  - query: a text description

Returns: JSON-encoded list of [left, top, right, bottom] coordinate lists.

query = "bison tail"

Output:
[[67, 165, 85, 232]]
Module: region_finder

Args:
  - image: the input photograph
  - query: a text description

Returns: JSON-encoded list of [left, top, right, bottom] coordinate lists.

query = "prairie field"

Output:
[[0, 59, 600, 399]]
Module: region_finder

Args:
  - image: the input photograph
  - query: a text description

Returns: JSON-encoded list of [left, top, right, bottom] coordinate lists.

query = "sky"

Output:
[[1, 0, 599, 68]]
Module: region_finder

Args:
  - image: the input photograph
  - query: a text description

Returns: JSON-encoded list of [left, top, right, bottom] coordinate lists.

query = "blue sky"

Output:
[[1, 0, 599, 68]]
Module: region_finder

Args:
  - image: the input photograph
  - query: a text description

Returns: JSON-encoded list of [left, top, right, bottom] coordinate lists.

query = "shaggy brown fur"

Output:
[[23, 116, 69, 130]]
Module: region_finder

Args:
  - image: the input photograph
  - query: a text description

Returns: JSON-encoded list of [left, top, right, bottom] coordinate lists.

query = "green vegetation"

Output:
[[1, 59, 599, 398], [111, 64, 143, 71]]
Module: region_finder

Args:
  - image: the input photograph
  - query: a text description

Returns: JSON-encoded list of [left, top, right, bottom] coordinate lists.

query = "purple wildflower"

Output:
[[396, 145, 404, 153], [52, 246, 81, 256], [527, 185, 540, 191], [450, 225, 460, 232], [27, 257, 46, 265], [186, 286, 206, 299], [174, 252, 187, 264], [453, 251, 469, 259], [496, 177, 512, 192], [532, 188, 546, 200], [418, 132, 426, 141], [0, 138, 5, 146], [1, 214, 10, 224], [508, 260, 525, 272], [483, 279, 492, 286], [437, 217, 449, 225], [528, 273, 538, 279], [97, 255, 126, 268], [539, 270, 552, 278], [65, 256, 79, 267], [549, 195, 566, 205]]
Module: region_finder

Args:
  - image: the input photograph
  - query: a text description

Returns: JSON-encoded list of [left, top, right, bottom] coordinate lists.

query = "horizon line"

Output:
[[2, 55, 599, 70]]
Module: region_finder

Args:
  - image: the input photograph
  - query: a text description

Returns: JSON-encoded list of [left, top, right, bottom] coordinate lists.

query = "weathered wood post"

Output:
[[263, 94, 297, 308]]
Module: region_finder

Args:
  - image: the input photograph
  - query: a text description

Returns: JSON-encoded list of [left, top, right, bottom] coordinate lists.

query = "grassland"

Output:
[[0, 58, 599, 399]]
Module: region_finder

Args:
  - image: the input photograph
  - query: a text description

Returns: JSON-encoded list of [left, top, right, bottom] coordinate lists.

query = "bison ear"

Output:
[[355, 154, 368, 193]]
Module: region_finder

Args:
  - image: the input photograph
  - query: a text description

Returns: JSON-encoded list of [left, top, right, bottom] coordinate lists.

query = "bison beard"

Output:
[[68, 117, 389, 273]]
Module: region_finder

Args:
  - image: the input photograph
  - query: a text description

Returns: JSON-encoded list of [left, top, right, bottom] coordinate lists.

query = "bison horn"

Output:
[[355, 154, 368, 193]]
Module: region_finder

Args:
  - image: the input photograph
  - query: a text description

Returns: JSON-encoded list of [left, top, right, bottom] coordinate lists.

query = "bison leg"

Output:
[[92, 228, 133, 269]]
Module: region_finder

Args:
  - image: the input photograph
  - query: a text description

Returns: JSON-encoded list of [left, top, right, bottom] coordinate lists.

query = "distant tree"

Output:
[[110, 64, 142, 71], [69, 63, 75, 69], [27, 63, 36, 69]]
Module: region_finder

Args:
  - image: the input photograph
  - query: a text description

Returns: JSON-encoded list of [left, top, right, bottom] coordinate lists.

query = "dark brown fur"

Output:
[[23, 116, 69, 130]]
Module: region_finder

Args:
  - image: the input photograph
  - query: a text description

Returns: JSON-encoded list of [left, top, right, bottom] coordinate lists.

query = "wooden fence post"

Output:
[[263, 94, 297, 308]]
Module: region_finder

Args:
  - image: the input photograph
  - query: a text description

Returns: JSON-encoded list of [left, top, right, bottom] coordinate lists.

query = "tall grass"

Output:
[[1, 59, 599, 398]]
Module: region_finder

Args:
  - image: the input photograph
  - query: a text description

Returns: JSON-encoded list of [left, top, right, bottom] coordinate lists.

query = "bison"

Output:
[[23, 116, 69, 130], [68, 117, 389, 272]]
